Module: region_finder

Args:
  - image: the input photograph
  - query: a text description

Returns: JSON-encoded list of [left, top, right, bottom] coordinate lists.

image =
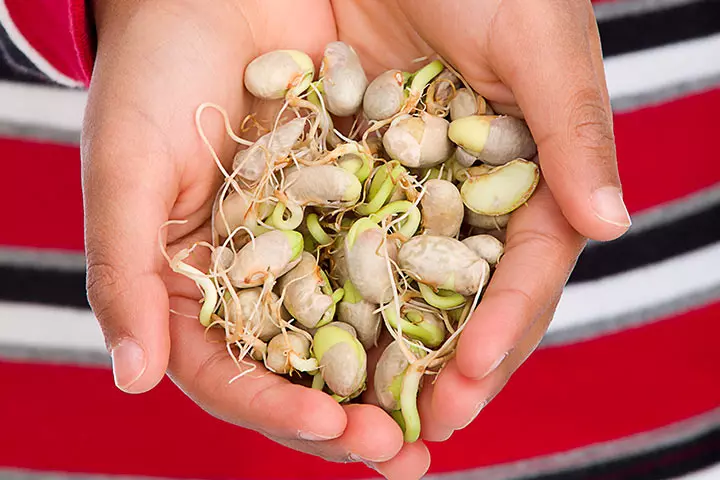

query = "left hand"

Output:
[[331, 0, 629, 446]]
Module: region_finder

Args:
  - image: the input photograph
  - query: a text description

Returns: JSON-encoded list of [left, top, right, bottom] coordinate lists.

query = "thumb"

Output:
[[81, 50, 175, 394], [82, 122, 172, 393], [491, 0, 631, 241]]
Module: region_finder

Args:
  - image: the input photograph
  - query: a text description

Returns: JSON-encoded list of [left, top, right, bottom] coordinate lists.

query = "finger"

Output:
[[373, 440, 432, 480], [418, 381, 454, 442], [338, 405, 405, 463], [431, 297, 558, 430], [166, 299, 348, 441], [489, 0, 631, 241], [455, 180, 584, 380], [83, 93, 175, 395], [266, 404, 404, 463]]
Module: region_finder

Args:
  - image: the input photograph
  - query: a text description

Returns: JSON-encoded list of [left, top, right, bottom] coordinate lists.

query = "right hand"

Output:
[[82, 1, 428, 477]]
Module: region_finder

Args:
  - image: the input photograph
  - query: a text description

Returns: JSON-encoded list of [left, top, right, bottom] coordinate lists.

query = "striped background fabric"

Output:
[[0, 0, 718, 479]]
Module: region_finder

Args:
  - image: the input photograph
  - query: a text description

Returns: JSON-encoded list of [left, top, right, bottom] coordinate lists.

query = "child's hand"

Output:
[[329, 0, 627, 440], [82, 0, 427, 476]]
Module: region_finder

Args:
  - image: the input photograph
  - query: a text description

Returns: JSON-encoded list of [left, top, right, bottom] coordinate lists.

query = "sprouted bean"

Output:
[[164, 41, 543, 443]]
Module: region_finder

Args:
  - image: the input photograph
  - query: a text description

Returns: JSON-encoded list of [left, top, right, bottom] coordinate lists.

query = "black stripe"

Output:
[[0, 266, 89, 308], [0, 27, 52, 85], [597, 0, 720, 57], [568, 202, 720, 284], [524, 425, 719, 480], [1, 205, 719, 306]]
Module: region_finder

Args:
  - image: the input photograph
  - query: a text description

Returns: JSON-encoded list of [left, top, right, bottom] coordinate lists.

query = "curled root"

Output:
[[158, 221, 218, 327]]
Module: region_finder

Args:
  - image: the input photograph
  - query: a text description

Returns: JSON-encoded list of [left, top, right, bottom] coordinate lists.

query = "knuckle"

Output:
[[529, 230, 577, 280], [85, 260, 123, 308], [177, 348, 258, 429], [85, 260, 129, 347], [566, 88, 615, 156], [187, 349, 230, 400], [504, 228, 580, 299], [510, 228, 570, 263], [495, 286, 537, 317]]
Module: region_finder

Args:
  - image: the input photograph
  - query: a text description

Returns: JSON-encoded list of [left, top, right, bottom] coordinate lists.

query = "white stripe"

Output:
[[0, 81, 86, 143], [0, 247, 86, 271], [2, 245, 719, 359], [0, 303, 105, 356], [549, 242, 720, 335], [0, 35, 719, 142], [676, 463, 720, 480], [604, 33, 720, 109], [0, 0, 84, 88]]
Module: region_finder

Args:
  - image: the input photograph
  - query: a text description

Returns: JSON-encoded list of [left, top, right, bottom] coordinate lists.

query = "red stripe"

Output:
[[2, 90, 719, 253], [0, 302, 717, 478], [430, 300, 720, 472], [68, 0, 94, 85], [615, 88, 720, 213], [5, 0, 87, 84], [0, 138, 84, 252]]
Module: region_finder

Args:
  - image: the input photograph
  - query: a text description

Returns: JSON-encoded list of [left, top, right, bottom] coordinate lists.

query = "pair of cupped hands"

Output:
[[82, 0, 629, 478]]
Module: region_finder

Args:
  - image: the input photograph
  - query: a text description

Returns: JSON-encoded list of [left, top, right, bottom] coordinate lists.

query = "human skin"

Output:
[[82, 1, 628, 478]]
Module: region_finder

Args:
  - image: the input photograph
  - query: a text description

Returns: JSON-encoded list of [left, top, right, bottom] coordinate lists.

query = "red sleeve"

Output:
[[5, 0, 95, 87]]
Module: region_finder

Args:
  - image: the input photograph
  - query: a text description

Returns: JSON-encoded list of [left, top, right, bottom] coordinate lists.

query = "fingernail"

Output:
[[351, 450, 397, 464], [478, 351, 508, 380], [458, 398, 489, 429], [591, 186, 631, 228], [298, 430, 338, 441], [349, 454, 378, 470], [111, 338, 147, 393]]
